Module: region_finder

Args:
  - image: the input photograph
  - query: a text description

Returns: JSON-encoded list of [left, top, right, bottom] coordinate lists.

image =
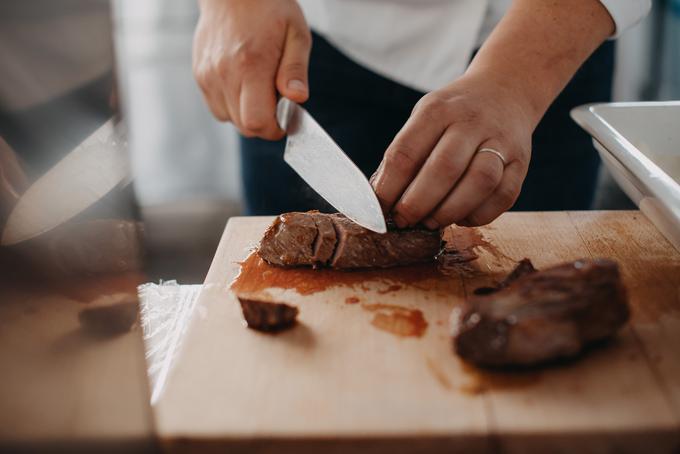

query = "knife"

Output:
[[276, 98, 386, 234], [1, 119, 130, 246]]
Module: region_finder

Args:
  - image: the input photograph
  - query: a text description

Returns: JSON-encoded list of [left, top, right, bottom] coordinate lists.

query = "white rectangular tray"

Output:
[[571, 102, 680, 251]]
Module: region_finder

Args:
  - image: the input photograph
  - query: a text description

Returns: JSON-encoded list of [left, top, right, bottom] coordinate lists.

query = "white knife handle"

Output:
[[276, 97, 293, 132]]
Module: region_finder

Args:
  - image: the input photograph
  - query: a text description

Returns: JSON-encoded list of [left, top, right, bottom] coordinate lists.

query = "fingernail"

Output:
[[423, 218, 439, 230], [393, 214, 408, 229], [287, 79, 307, 93]]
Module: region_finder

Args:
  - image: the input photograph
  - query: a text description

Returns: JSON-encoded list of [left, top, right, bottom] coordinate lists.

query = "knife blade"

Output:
[[1, 119, 130, 246], [276, 98, 386, 234]]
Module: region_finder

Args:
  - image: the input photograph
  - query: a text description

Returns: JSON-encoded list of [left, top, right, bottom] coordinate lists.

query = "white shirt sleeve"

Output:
[[598, 0, 652, 37]]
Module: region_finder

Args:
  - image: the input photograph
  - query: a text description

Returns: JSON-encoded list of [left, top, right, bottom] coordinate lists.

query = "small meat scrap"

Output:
[[238, 297, 299, 332], [258, 211, 441, 270], [452, 259, 630, 368], [78, 293, 138, 335]]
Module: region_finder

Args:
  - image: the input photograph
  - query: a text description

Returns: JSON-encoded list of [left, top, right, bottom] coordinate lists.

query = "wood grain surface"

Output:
[[156, 211, 680, 453]]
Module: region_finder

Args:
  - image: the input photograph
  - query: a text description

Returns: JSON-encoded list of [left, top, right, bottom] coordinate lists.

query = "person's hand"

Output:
[[193, 0, 311, 139], [370, 74, 534, 229]]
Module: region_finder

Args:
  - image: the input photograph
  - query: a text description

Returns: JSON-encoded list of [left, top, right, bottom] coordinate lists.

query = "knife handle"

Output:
[[276, 97, 293, 132]]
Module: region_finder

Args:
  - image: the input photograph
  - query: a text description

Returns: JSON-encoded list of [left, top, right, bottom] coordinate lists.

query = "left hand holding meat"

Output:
[[371, 0, 615, 229], [370, 73, 533, 230]]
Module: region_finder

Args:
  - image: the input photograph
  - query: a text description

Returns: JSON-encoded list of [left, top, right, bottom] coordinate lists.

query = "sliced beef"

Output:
[[328, 214, 440, 269], [258, 212, 318, 267], [258, 211, 441, 270], [452, 259, 630, 368], [311, 213, 337, 266], [238, 297, 299, 332]]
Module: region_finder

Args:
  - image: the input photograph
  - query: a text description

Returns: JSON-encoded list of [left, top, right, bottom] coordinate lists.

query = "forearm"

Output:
[[466, 0, 614, 128]]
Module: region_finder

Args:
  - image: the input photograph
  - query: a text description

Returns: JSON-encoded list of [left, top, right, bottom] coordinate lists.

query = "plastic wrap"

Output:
[[137, 281, 203, 404]]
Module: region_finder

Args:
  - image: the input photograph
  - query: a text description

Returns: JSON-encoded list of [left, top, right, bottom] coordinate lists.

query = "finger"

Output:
[[205, 86, 231, 122], [195, 64, 231, 122], [371, 97, 450, 216], [240, 67, 284, 140], [423, 146, 504, 229], [276, 22, 312, 103], [391, 127, 480, 227], [211, 54, 243, 131], [460, 160, 527, 226]]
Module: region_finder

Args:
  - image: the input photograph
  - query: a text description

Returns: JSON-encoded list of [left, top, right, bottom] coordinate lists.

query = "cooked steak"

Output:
[[258, 211, 441, 269], [473, 258, 537, 295], [498, 258, 537, 288], [312, 213, 337, 265], [452, 259, 630, 367], [258, 212, 319, 267], [238, 297, 299, 332]]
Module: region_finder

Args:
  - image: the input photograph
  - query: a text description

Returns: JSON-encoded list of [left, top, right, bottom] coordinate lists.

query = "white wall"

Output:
[[113, 0, 242, 209]]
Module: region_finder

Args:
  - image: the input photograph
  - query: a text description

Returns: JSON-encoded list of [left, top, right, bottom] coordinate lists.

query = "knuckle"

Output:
[[216, 57, 232, 79], [384, 144, 418, 175], [193, 62, 213, 88], [194, 70, 210, 90], [497, 185, 519, 209], [241, 117, 267, 133], [458, 106, 481, 124], [281, 61, 306, 76], [209, 105, 229, 122], [473, 165, 500, 191], [415, 96, 446, 120], [465, 213, 487, 227], [395, 201, 423, 224], [432, 153, 462, 178], [430, 212, 453, 228], [292, 26, 312, 46], [516, 143, 532, 166], [233, 43, 263, 70]]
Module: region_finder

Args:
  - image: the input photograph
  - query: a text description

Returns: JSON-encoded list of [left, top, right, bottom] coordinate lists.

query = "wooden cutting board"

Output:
[[155, 211, 680, 453]]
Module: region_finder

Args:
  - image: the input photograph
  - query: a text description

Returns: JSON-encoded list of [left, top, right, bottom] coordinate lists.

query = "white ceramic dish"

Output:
[[571, 101, 680, 252]]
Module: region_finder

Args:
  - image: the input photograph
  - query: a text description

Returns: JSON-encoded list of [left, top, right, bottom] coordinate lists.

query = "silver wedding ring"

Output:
[[477, 147, 507, 166]]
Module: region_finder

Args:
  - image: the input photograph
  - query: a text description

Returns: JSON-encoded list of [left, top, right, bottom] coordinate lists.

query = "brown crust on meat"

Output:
[[238, 297, 299, 332], [453, 259, 629, 368], [258, 211, 440, 270]]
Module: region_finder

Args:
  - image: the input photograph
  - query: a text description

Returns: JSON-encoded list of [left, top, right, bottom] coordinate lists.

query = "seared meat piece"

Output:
[[258, 212, 319, 267], [452, 259, 629, 367], [238, 297, 299, 332], [328, 214, 440, 269], [312, 213, 337, 265], [473, 258, 537, 295], [258, 211, 441, 269], [498, 258, 537, 288], [79, 294, 138, 335]]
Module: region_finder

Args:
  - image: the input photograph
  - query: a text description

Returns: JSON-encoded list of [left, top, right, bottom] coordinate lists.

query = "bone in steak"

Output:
[[238, 297, 299, 332], [452, 259, 629, 367], [258, 211, 441, 269]]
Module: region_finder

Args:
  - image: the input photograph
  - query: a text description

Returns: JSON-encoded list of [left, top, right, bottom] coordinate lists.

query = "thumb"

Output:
[[276, 24, 312, 103]]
